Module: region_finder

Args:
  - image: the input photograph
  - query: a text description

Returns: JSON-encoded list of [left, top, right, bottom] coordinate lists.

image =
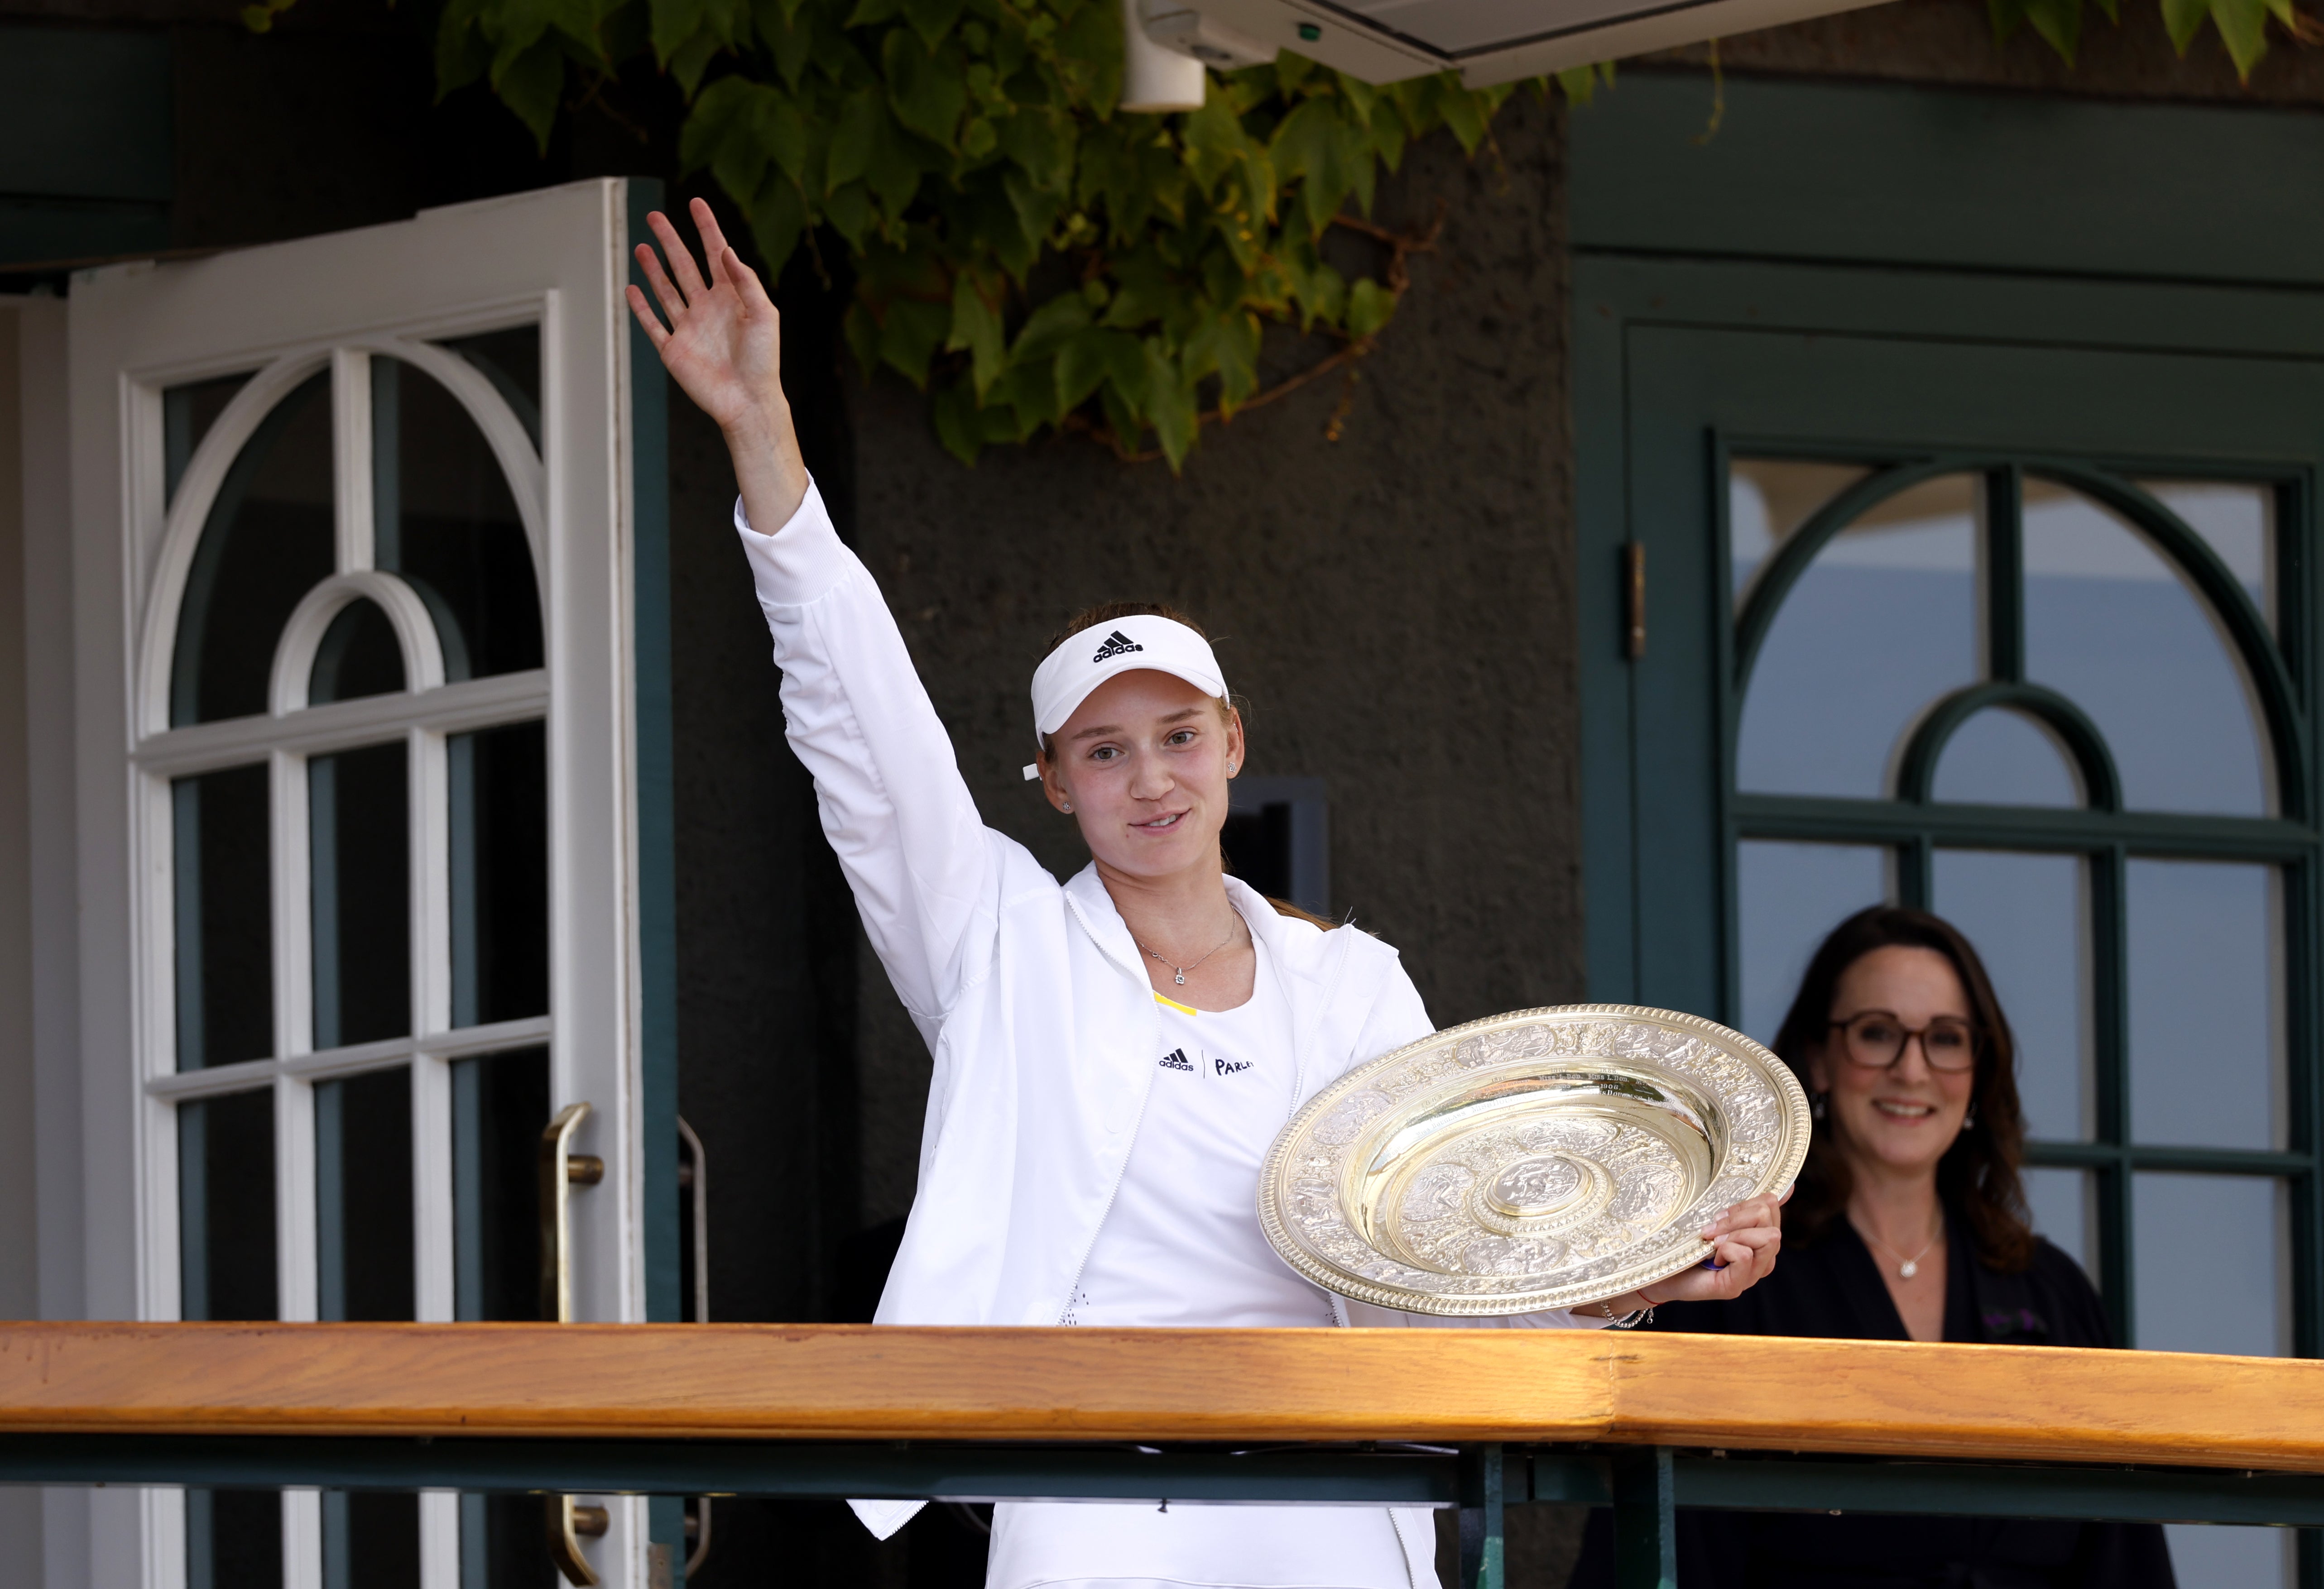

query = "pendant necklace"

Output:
[[1136, 915, 1240, 986], [1861, 1216, 1943, 1280]]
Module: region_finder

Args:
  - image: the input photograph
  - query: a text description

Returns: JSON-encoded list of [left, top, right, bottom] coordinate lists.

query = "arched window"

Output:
[[145, 329, 556, 1573], [1729, 455, 2296, 1359]]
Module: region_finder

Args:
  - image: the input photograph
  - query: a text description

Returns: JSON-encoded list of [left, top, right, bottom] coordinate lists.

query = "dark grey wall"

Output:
[[836, 92, 1584, 1227]]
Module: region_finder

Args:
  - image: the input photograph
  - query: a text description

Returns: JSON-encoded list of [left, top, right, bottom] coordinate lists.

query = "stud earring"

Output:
[[1960, 1105, 1977, 1133], [1811, 1091, 1828, 1121], [1061, 801, 1073, 813], [1227, 761, 1236, 775]]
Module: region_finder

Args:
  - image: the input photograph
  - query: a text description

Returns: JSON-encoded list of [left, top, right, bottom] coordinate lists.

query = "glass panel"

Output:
[[2023, 481, 2271, 815], [173, 764, 273, 1070], [311, 742, 410, 1049], [1931, 850, 2090, 1142], [178, 1088, 276, 1321], [310, 599, 406, 705], [323, 1490, 420, 1589], [2022, 1167, 2092, 1275], [2127, 860, 2282, 1151], [187, 1488, 284, 1589], [1929, 709, 2080, 807], [1735, 841, 1888, 1046], [451, 722, 548, 1028], [2137, 479, 2273, 634], [163, 372, 254, 507], [2132, 1172, 2287, 1356], [452, 1045, 549, 1321], [1727, 458, 1873, 606], [461, 1493, 559, 1588], [171, 370, 336, 726], [317, 1067, 414, 1322], [374, 357, 541, 682], [1736, 474, 1980, 799], [2163, 1524, 2293, 1589], [438, 325, 542, 450]]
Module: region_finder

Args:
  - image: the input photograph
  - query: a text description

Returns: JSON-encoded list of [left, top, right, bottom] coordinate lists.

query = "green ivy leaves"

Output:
[[427, 0, 1611, 465], [1988, 0, 2304, 76]]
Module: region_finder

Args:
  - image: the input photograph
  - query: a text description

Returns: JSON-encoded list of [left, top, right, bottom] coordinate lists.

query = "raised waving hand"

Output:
[[626, 197, 810, 529]]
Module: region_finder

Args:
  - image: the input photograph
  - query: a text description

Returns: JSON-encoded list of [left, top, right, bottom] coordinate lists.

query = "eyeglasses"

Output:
[[1828, 1011, 1981, 1073]]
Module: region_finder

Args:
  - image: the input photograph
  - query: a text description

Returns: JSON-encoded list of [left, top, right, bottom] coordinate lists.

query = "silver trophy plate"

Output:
[[1258, 1005, 1812, 1316]]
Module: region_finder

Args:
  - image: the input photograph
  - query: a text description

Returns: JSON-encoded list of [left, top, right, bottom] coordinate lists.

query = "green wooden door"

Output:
[[1577, 248, 2324, 1587]]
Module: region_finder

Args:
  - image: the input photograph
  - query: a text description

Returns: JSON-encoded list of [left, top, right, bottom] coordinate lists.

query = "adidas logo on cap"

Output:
[[1092, 630, 1144, 663]]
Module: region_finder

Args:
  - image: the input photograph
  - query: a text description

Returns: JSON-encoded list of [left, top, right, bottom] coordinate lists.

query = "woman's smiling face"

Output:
[[1042, 669, 1242, 881], [1809, 944, 1979, 1179]]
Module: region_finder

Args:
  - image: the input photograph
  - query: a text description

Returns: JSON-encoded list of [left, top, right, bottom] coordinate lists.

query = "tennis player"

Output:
[[627, 198, 1783, 1589]]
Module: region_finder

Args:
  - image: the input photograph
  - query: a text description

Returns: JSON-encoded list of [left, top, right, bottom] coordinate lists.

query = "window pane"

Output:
[[438, 325, 542, 450], [2022, 1167, 2092, 1276], [1736, 841, 1888, 1045], [187, 1488, 283, 1589], [323, 1489, 420, 1589], [163, 371, 254, 508], [452, 1045, 549, 1322], [2024, 481, 2271, 815], [178, 1088, 276, 1321], [2137, 479, 2273, 634], [1728, 458, 1872, 607], [317, 1068, 414, 1323], [310, 598, 406, 705], [374, 357, 541, 681], [311, 742, 410, 1050], [1737, 474, 1980, 799], [171, 370, 336, 726], [2132, 1172, 2286, 1357], [1929, 709, 2080, 807], [2163, 1524, 2292, 1589], [173, 764, 273, 1071], [1931, 850, 2089, 1142], [2127, 860, 2282, 1151], [451, 722, 547, 1028]]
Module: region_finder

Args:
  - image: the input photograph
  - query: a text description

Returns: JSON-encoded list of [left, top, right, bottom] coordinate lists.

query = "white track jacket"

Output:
[[738, 481, 1596, 1584]]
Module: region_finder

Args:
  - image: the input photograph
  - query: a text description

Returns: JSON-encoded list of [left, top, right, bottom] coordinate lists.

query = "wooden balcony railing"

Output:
[[4, 1322, 2322, 1587]]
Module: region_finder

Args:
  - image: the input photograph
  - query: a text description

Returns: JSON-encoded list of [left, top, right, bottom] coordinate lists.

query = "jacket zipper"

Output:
[[1055, 1035, 1160, 1324], [1055, 890, 1166, 1324]]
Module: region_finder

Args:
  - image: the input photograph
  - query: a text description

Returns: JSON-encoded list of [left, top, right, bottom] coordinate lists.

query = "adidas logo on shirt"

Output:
[[1092, 630, 1144, 663], [1159, 1048, 1193, 1072]]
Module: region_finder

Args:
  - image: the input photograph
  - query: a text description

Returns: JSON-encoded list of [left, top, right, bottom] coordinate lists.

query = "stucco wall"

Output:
[[835, 91, 1585, 1228]]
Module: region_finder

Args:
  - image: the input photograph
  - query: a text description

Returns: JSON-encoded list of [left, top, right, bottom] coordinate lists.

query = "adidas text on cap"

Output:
[[1024, 614, 1229, 766]]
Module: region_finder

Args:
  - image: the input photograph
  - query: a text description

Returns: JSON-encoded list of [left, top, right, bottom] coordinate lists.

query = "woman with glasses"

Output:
[[1572, 905, 2175, 1587]]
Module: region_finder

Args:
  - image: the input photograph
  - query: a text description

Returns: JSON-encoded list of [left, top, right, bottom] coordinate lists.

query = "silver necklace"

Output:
[[1135, 916, 1239, 986], [1860, 1216, 1943, 1280]]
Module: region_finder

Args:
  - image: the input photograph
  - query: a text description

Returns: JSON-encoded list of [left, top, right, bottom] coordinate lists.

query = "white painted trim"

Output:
[[144, 1015, 552, 1099], [69, 179, 653, 1588], [268, 571, 448, 715], [134, 669, 546, 775]]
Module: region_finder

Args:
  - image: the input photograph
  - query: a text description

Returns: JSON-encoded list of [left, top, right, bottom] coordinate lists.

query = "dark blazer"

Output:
[[1568, 1213, 2178, 1589]]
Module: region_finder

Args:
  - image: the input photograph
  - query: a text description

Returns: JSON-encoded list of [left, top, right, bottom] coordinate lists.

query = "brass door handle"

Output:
[[677, 1115, 707, 1324], [538, 1101, 597, 1324], [684, 1495, 712, 1580], [547, 1496, 608, 1586]]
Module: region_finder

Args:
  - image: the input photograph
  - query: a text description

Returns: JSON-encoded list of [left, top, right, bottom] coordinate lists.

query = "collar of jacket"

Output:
[[1058, 865, 1367, 1100]]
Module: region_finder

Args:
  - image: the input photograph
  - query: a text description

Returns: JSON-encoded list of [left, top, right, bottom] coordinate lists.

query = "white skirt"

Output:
[[983, 1501, 1423, 1589]]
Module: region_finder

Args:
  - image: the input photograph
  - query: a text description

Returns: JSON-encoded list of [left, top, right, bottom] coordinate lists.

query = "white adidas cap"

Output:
[[1021, 615, 1229, 778]]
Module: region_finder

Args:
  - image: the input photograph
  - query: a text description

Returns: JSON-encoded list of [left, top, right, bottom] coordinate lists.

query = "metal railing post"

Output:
[[1613, 1446, 1676, 1589], [1458, 1443, 1504, 1589]]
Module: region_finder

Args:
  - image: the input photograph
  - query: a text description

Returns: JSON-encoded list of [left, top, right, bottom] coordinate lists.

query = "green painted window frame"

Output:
[[1716, 441, 2316, 1352]]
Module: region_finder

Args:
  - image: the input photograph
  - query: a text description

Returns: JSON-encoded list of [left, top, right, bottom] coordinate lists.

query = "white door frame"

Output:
[[62, 177, 664, 1589]]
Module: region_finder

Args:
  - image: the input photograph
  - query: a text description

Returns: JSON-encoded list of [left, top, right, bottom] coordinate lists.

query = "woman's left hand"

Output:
[[1591, 1188, 1787, 1315]]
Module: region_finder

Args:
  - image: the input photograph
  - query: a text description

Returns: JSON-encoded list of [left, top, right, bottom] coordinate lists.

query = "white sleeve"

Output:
[[735, 481, 997, 1022]]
